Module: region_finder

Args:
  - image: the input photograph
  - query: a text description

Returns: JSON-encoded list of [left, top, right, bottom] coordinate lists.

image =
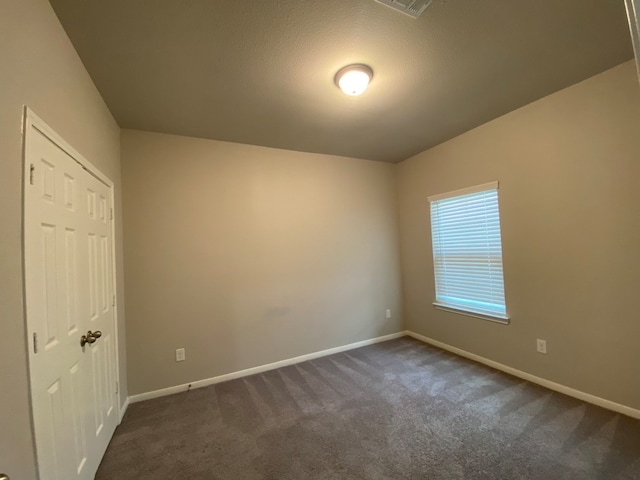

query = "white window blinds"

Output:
[[429, 182, 508, 320]]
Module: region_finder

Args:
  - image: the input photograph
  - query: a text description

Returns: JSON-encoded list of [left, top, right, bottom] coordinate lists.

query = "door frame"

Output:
[[21, 106, 122, 478], [626, 0, 640, 82]]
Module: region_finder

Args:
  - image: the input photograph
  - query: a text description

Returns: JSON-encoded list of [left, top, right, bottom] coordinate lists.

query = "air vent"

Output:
[[375, 0, 433, 18]]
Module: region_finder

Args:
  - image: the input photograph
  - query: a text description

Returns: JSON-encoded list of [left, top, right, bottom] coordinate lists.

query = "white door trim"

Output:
[[21, 107, 122, 477], [625, 0, 640, 83]]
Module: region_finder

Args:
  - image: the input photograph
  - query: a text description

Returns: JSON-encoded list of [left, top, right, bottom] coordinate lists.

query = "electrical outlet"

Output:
[[176, 348, 186, 362], [536, 339, 547, 354], [385, 309, 391, 319]]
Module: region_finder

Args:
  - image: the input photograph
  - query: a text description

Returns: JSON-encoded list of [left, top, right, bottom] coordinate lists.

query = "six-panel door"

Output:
[[24, 119, 118, 480]]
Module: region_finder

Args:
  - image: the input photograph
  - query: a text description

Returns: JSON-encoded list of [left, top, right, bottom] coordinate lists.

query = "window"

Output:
[[428, 181, 508, 322]]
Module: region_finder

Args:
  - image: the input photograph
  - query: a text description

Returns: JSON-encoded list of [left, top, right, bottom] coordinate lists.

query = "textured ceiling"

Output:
[[49, 0, 633, 163]]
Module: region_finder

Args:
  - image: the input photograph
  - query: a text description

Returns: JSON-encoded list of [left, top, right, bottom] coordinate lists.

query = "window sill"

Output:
[[432, 303, 510, 325]]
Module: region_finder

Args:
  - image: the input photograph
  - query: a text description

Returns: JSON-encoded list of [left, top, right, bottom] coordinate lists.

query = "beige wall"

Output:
[[121, 130, 403, 396], [0, 0, 126, 477], [398, 60, 640, 410]]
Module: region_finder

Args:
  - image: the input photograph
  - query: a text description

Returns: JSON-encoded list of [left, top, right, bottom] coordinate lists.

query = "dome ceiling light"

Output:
[[334, 64, 374, 96]]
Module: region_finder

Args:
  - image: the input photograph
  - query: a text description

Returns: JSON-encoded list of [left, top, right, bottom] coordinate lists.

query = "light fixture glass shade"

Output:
[[335, 65, 373, 96]]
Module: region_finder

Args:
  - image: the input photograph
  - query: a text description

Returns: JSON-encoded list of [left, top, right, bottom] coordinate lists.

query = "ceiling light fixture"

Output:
[[335, 64, 374, 96]]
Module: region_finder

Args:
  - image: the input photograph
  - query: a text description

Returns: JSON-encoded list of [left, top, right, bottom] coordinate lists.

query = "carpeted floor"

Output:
[[97, 337, 640, 479]]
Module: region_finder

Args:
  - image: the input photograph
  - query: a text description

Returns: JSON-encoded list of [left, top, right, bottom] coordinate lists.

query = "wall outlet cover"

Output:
[[536, 339, 547, 354], [176, 348, 186, 362]]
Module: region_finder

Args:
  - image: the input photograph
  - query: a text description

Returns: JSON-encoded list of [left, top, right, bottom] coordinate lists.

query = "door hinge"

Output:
[[110, 208, 114, 221], [115, 381, 119, 395], [33, 332, 39, 354], [29, 164, 35, 185], [112, 294, 116, 307]]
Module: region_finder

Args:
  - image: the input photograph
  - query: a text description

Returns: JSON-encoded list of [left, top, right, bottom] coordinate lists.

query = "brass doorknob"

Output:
[[1, 473, 10, 480], [80, 330, 102, 347]]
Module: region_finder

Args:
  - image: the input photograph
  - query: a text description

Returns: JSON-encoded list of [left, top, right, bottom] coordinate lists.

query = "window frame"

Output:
[[428, 181, 509, 324]]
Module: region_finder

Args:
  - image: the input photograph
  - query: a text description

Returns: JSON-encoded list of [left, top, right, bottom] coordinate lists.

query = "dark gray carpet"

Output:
[[97, 337, 640, 479]]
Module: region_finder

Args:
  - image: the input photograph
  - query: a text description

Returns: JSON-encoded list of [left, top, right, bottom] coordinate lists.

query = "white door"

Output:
[[24, 110, 119, 480]]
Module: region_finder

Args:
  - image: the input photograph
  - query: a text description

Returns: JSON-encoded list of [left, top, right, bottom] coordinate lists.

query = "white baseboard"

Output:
[[119, 396, 130, 423], [129, 331, 407, 404], [407, 330, 640, 420]]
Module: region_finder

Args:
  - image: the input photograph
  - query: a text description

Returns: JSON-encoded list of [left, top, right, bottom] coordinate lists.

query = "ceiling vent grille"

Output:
[[374, 0, 433, 18]]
